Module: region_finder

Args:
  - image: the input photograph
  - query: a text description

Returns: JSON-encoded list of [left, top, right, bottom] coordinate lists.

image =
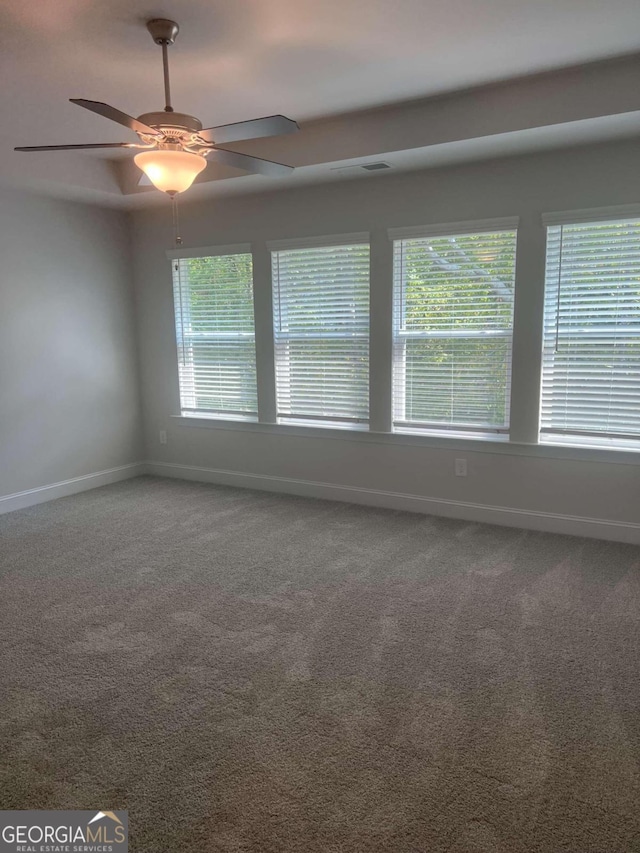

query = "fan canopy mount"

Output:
[[146, 19, 180, 46]]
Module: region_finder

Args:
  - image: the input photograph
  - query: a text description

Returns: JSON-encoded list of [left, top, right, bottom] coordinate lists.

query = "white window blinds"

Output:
[[392, 229, 517, 432], [172, 252, 257, 418], [541, 220, 640, 442], [271, 241, 370, 426]]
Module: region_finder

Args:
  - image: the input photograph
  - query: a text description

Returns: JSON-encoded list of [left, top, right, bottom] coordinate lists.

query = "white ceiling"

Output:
[[2, 0, 640, 206]]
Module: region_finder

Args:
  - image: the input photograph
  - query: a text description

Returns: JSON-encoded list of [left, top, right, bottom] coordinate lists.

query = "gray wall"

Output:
[[132, 140, 640, 530], [0, 188, 141, 496]]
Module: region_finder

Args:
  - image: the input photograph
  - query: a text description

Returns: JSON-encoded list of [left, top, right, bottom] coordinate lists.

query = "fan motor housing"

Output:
[[137, 112, 203, 135]]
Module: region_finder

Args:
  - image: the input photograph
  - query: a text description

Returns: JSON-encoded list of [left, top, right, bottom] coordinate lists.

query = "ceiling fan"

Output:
[[14, 19, 299, 196]]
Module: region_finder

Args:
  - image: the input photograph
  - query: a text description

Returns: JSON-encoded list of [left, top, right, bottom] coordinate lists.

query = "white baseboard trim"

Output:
[[145, 461, 640, 545], [0, 463, 145, 516]]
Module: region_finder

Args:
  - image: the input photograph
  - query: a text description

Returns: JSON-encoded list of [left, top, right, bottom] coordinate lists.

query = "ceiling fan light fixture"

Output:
[[134, 149, 207, 195], [15, 19, 298, 196]]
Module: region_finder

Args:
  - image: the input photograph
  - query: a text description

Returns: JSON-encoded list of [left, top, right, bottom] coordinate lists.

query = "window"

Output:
[[541, 219, 640, 444], [392, 227, 517, 433], [172, 250, 257, 419], [271, 239, 370, 427]]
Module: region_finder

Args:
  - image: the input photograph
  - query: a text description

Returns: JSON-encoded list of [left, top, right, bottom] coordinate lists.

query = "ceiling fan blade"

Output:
[[200, 115, 299, 144], [70, 99, 161, 137], [206, 148, 294, 177], [15, 142, 139, 151]]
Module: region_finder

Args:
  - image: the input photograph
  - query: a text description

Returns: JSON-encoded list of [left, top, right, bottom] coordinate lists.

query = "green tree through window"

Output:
[[393, 230, 517, 430]]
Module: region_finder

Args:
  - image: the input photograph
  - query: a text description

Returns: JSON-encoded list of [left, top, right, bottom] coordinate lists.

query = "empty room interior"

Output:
[[1, 1, 640, 850]]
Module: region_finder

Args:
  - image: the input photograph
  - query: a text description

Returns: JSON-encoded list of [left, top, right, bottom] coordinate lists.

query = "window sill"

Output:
[[394, 425, 510, 443], [180, 411, 258, 424], [170, 414, 640, 466], [277, 417, 369, 431], [541, 434, 640, 453]]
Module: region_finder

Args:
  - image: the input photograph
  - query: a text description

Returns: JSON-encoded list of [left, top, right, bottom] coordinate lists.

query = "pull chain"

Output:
[[171, 192, 185, 366], [175, 255, 187, 367], [171, 193, 183, 247]]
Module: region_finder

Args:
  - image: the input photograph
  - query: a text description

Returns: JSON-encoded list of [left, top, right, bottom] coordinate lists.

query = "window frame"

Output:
[[389, 218, 519, 437], [540, 208, 640, 449], [168, 243, 258, 421], [268, 233, 371, 429]]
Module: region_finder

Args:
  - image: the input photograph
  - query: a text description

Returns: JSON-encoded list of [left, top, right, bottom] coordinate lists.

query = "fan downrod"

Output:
[[147, 19, 179, 46]]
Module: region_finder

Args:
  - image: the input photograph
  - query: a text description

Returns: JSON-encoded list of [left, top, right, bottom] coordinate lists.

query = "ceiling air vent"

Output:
[[361, 162, 391, 171]]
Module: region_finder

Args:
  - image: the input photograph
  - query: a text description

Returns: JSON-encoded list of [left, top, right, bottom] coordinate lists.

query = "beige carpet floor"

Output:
[[0, 475, 639, 852]]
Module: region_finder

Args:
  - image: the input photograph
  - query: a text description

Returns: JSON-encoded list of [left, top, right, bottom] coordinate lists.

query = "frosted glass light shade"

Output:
[[134, 150, 207, 194]]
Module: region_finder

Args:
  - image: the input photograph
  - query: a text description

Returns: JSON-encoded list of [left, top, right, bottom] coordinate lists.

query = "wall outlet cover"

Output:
[[454, 458, 468, 477]]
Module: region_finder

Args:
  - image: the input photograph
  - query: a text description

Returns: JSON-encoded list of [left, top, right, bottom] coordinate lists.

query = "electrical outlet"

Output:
[[454, 458, 467, 477], [159, 430, 167, 445]]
